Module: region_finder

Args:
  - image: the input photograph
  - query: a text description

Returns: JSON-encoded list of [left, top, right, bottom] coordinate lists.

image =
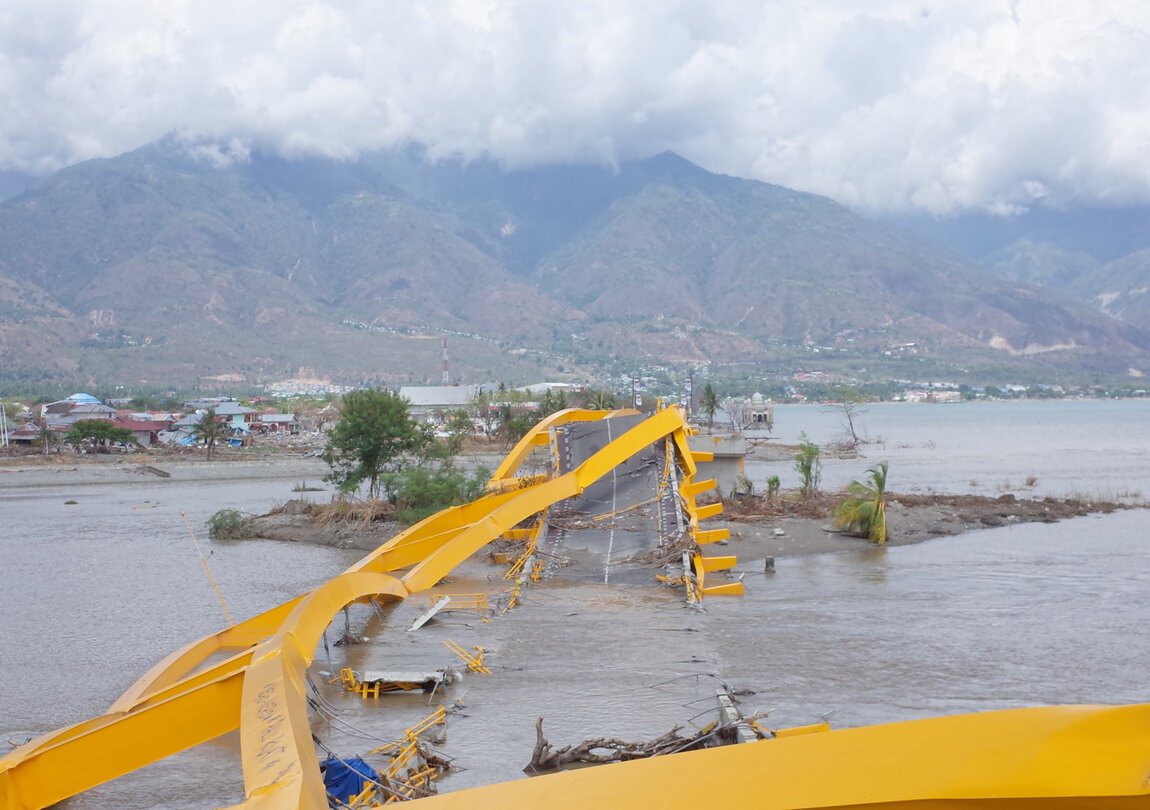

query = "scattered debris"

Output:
[[409, 596, 452, 632], [335, 666, 462, 698], [444, 639, 490, 674], [524, 716, 734, 774]]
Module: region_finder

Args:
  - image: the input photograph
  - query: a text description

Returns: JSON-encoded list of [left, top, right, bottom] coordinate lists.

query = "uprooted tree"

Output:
[[524, 716, 750, 774], [833, 461, 890, 545]]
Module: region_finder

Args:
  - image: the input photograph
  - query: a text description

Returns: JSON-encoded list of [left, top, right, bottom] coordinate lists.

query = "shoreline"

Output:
[[3, 454, 1135, 560], [713, 491, 1130, 560], [0, 453, 334, 488], [244, 490, 1135, 561]]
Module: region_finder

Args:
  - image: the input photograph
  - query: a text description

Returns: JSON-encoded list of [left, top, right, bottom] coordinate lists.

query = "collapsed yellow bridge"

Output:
[[2, 405, 1149, 809]]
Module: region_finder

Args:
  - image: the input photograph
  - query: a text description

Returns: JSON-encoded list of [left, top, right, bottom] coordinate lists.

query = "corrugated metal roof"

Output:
[[398, 385, 480, 407]]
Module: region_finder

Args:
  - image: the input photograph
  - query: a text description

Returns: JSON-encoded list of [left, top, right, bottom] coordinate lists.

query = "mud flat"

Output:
[[244, 490, 1134, 560], [716, 491, 1131, 559], [5, 451, 1134, 559], [0, 452, 332, 488]]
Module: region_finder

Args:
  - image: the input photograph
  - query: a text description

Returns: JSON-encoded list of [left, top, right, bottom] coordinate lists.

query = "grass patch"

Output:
[[309, 498, 397, 528], [292, 481, 324, 492], [383, 465, 490, 525], [207, 508, 257, 539]]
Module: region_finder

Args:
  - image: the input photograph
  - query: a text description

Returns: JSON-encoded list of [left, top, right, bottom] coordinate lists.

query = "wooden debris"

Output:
[[524, 716, 735, 774]]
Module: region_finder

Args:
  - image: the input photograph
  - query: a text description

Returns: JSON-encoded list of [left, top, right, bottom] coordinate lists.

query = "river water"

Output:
[[2, 400, 1148, 806]]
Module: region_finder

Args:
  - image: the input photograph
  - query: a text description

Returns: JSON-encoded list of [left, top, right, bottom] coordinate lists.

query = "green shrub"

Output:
[[766, 475, 781, 499], [794, 433, 822, 499], [383, 465, 491, 525], [207, 508, 257, 539]]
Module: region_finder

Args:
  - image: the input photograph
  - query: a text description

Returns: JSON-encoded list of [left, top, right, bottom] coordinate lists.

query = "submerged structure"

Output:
[[2, 405, 1149, 808]]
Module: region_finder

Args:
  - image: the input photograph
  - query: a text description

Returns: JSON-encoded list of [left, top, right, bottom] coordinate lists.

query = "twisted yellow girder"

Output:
[[406, 703, 1150, 809], [486, 407, 639, 486], [0, 405, 720, 810], [5, 404, 1148, 809]]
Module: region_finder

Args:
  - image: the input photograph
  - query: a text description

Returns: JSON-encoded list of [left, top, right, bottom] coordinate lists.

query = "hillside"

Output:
[[0, 142, 1147, 388], [1072, 249, 1150, 330], [894, 206, 1150, 337]]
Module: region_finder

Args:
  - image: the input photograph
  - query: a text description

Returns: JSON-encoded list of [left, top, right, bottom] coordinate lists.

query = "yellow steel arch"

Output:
[[231, 572, 409, 810], [4, 403, 1149, 808], [486, 407, 638, 485], [1, 405, 726, 810], [403, 405, 697, 593], [407, 702, 1150, 809]]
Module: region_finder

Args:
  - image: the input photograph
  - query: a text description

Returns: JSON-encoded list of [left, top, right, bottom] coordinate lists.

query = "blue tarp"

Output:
[[321, 755, 379, 803]]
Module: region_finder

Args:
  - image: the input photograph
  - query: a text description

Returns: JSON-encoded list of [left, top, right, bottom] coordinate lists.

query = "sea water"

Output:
[[1, 400, 1148, 805]]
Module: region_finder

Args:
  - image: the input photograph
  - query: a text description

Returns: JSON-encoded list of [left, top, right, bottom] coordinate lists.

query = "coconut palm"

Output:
[[700, 383, 720, 428], [37, 424, 55, 455], [588, 389, 616, 410], [192, 408, 228, 460], [832, 461, 889, 545]]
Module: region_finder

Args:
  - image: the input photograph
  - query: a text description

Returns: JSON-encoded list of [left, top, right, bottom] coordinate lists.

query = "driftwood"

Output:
[[524, 716, 731, 774], [619, 531, 698, 570]]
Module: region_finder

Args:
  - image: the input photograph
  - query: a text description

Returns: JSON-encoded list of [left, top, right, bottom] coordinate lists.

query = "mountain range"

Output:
[[1, 140, 1148, 390]]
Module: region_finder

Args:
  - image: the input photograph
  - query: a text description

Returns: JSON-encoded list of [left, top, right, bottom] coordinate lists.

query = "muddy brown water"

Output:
[[3, 401, 1150, 806]]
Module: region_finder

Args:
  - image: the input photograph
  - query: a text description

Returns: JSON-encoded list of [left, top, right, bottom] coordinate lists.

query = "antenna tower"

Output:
[[442, 338, 450, 385]]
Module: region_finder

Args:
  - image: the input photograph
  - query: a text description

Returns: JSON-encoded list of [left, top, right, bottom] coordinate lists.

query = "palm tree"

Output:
[[588, 389, 616, 410], [832, 461, 889, 545], [700, 383, 720, 428], [37, 424, 55, 456], [192, 408, 228, 460]]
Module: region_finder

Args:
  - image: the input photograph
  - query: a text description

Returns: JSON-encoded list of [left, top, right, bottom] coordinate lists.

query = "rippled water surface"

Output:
[[752, 399, 1150, 498], [2, 400, 1148, 806]]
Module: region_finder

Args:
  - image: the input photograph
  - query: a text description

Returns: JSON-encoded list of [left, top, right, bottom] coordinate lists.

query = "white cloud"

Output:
[[0, 0, 1148, 214]]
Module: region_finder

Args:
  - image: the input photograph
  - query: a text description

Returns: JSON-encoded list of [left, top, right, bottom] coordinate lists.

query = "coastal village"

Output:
[[0, 381, 756, 456], [3, 371, 1146, 456]]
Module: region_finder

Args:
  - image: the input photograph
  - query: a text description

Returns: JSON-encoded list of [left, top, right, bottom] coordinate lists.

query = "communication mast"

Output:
[[442, 337, 450, 386]]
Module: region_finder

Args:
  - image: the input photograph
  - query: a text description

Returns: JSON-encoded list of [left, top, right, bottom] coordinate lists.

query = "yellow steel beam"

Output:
[[0, 673, 245, 810], [0, 575, 409, 810], [487, 408, 638, 485], [701, 582, 746, 597], [670, 429, 699, 480], [231, 571, 409, 809], [402, 477, 578, 593], [112, 595, 306, 711], [402, 407, 689, 594], [1, 596, 308, 787], [679, 478, 716, 497], [695, 528, 730, 545], [0, 406, 723, 810], [348, 488, 522, 575], [699, 555, 737, 572], [407, 703, 1150, 809], [694, 502, 724, 521]]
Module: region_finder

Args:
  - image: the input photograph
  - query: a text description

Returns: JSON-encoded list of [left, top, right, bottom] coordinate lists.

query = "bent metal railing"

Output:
[[0, 404, 734, 810]]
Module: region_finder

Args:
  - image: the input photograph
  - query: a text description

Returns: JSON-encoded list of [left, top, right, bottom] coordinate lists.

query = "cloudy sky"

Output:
[[1, 1, 1147, 215]]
